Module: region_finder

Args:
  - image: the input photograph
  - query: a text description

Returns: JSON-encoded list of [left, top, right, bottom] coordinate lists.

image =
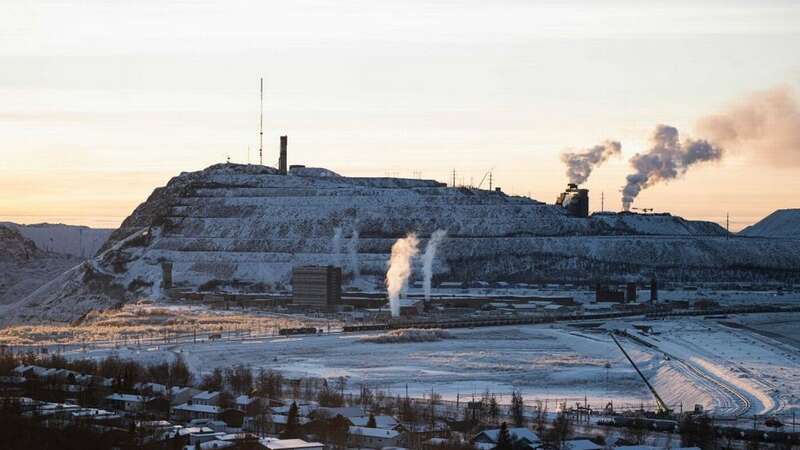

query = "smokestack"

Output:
[[386, 234, 419, 317], [622, 125, 722, 210], [560, 140, 621, 185], [279, 135, 288, 175], [626, 282, 637, 303], [650, 277, 658, 304]]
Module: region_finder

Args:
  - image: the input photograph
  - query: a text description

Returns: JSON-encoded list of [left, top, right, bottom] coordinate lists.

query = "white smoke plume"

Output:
[[386, 233, 419, 317], [560, 140, 622, 185], [332, 227, 343, 267], [696, 86, 800, 167], [348, 227, 360, 277], [422, 230, 447, 302], [622, 125, 722, 210]]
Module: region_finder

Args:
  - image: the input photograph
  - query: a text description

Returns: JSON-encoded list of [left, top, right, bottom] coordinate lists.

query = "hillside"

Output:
[[739, 209, 800, 239], [0, 222, 114, 258], [4, 163, 800, 324], [0, 225, 81, 306]]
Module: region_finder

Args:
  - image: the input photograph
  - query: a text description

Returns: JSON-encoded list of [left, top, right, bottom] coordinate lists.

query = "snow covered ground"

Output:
[[66, 312, 800, 419]]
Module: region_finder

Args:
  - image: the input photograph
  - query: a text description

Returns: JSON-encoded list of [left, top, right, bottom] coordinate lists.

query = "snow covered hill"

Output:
[[4, 163, 800, 324], [0, 225, 81, 306], [739, 209, 800, 239], [0, 222, 113, 258]]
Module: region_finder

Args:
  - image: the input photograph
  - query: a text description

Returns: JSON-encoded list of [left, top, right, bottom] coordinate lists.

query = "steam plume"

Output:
[[422, 230, 447, 302], [386, 234, 419, 317], [622, 125, 722, 210], [560, 140, 622, 184], [696, 86, 800, 167], [348, 227, 360, 277], [332, 227, 343, 267]]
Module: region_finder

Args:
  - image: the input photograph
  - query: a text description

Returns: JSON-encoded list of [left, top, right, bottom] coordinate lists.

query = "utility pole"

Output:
[[451, 169, 456, 188], [488, 172, 493, 191], [601, 192, 605, 212], [259, 77, 264, 166], [726, 212, 730, 239]]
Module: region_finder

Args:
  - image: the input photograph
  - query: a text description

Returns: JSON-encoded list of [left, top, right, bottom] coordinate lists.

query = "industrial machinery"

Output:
[[610, 332, 671, 415], [556, 183, 589, 218]]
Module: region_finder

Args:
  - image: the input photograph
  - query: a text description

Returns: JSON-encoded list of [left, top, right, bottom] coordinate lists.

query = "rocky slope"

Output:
[[739, 209, 800, 239], [4, 163, 800, 324], [0, 225, 81, 306], [1, 222, 114, 259]]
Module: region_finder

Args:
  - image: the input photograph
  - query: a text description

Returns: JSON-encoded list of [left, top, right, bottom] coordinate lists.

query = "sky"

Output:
[[1, 0, 799, 230]]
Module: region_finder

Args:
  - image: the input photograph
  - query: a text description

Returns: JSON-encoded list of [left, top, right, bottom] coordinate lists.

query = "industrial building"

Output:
[[556, 183, 589, 218], [291, 265, 342, 310]]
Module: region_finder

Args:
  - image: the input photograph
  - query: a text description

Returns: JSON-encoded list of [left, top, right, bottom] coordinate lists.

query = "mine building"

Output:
[[291, 265, 342, 310], [556, 183, 589, 218]]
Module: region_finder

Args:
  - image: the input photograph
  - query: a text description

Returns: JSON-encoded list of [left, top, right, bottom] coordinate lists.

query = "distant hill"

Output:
[[0, 225, 80, 305], [4, 163, 800, 324], [0, 222, 113, 258], [739, 209, 800, 239]]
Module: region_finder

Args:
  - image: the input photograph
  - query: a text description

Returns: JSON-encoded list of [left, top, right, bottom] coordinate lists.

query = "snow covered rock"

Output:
[[4, 163, 800, 324], [739, 209, 800, 239]]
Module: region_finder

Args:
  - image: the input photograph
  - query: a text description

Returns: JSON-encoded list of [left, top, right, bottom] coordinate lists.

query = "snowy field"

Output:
[[69, 312, 800, 419]]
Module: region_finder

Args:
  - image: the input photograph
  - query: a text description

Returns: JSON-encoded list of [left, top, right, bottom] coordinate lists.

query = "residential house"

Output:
[[172, 403, 223, 421], [193, 391, 221, 406], [259, 438, 325, 450], [348, 426, 403, 448], [105, 393, 151, 413], [473, 427, 540, 450]]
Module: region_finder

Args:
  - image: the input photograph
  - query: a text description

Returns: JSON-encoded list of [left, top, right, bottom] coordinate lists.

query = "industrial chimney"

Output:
[[279, 136, 288, 175]]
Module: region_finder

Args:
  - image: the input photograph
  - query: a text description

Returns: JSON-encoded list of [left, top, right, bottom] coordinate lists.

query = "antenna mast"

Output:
[[259, 77, 264, 166]]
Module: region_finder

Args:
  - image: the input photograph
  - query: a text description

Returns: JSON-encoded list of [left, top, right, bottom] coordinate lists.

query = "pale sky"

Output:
[[1, 0, 799, 230]]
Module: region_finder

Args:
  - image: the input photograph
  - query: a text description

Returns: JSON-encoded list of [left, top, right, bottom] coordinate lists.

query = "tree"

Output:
[[282, 401, 301, 438], [218, 390, 235, 410], [496, 422, 514, 450], [488, 396, 500, 423], [510, 390, 525, 427], [367, 413, 377, 428], [199, 368, 224, 391], [545, 413, 572, 450]]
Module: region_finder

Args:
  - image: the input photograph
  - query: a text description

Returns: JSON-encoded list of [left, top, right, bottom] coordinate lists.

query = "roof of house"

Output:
[[475, 428, 540, 444], [235, 395, 255, 405], [564, 440, 603, 450], [349, 415, 399, 429], [316, 406, 363, 418], [106, 393, 148, 403], [193, 391, 220, 400], [260, 438, 324, 450], [173, 403, 222, 414], [349, 426, 401, 439]]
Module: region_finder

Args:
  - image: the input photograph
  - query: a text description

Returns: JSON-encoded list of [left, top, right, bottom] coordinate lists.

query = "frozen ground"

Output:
[[68, 313, 800, 418]]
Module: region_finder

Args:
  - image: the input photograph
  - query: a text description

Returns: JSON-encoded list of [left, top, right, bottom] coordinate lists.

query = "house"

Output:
[[259, 438, 324, 450], [134, 382, 168, 395], [169, 386, 199, 405], [172, 403, 223, 421], [348, 426, 403, 448], [105, 393, 151, 412], [235, 395, 257, 412], [564, 440, 603, 450], [314, 406, 362, 419], [473, 427, 540, 450], [350, 415, 400, 429], [193, 391, 221, 406]]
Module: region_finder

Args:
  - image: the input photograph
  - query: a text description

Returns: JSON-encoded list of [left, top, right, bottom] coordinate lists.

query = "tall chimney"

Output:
[[279, 135, 288, 175]]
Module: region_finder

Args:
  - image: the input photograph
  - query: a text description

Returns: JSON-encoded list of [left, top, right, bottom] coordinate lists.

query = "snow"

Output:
[[6, 163, 799, 324], [0, 222, 113, 258], [739, 209, 800, 239], [65, 313, 800, 418]]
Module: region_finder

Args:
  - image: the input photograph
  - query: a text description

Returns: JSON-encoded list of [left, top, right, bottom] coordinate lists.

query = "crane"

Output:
[[609, 332, 671, 415]]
